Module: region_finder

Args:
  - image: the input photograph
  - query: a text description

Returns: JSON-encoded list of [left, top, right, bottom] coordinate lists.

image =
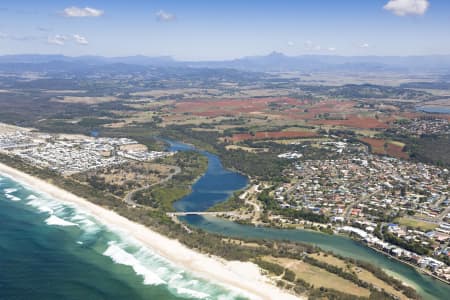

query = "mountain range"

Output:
[[1, 52, 450, 73]]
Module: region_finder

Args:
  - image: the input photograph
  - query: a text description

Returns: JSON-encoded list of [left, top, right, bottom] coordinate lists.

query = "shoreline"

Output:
[[365, 242, 450, 286], [0, 162, 301, 300], [248, 218, 450, 286]]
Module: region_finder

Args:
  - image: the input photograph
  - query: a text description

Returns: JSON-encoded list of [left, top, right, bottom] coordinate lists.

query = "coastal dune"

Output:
[[0, 162, 301, 300]]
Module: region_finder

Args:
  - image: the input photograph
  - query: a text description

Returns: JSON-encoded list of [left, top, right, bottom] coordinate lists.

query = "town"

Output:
[[391, 116, 450, 136], [0, 130, 171, 175], [236, 139, 450, 283]]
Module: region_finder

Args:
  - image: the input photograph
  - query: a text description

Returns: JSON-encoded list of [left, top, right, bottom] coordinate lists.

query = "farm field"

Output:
[[229, 130, 318, 142], [359, 137, 409, 159]]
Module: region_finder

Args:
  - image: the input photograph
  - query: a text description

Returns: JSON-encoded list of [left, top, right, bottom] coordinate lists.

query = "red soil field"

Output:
[[173, 97, 304, 116], [172, 98, 359, 121], [359, 137, 386, 154], [359, 137, 408, 159], [386, 143, 409, 160], [309, 116, 388, 129], [230, 131, 317, 142]]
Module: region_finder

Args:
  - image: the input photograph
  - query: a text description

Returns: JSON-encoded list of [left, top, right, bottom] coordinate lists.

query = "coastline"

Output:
[[0, 162, 301, 300]]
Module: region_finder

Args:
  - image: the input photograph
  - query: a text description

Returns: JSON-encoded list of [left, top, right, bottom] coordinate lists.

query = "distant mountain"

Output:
[[1, 53, 450, 73], [0, 54, 175, 66], [190, 52, 450, 73]]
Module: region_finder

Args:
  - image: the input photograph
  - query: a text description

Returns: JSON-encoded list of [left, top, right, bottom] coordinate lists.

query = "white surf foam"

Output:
[[71, 214, 101, 235], [45, 215, 78, 227], [5, 194, 21, 201], [27, 198, 54, 214], [4, 188, 18, 194], [2, 176, 245, 300], [175, 287, 210, 299], [26, 196, 67, 215], [169, 273, 184, 282], [103, 242, 166, 286]]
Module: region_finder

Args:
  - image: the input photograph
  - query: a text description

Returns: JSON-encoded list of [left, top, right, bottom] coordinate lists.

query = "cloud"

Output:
[[156, 10, 176, 22], [63, 6, 103, 17], [383, 0, 429, 16], [73, 34, 88, 45], [47, 35, 68, 46], [287, 41, 295, 47], [46, 34, 89, 46], [360, 43, 370, 48], [328, 47, 336, 52]]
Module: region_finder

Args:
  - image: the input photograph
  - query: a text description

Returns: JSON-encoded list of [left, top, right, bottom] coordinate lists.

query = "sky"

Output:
[[0, 0, 449, 60]]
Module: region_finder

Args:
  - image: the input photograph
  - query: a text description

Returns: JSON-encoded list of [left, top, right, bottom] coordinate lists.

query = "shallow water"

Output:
[[0, 175, 247, 300]]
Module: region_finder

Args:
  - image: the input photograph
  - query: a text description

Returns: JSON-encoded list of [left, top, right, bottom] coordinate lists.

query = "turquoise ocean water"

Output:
[[0, 174, 247, 300]]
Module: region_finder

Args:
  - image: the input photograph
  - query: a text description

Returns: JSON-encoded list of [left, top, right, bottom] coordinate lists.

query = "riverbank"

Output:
[[365, 242, 450, 286], [0, 162, 301, 300], [231, 213, 450, 286]]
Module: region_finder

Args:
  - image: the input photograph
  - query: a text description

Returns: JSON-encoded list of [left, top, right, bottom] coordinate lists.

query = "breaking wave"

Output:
[[1, 176, 246, 300], [103, 242, 166, 286], [5, 194, 21, 201], [45, 215, 78, 227]]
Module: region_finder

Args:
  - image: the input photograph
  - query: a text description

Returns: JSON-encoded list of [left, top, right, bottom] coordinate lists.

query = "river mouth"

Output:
[[165, 139, 450, 300]]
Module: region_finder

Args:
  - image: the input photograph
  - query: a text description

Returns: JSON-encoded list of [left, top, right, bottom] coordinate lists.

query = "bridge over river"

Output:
[[167, 211, 237, 217]]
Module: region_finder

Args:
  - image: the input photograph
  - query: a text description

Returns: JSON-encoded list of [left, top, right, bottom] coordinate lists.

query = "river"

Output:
[[167, 140, 450, 300]]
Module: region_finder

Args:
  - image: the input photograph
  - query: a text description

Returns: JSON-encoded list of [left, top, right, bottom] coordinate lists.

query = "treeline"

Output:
[[219, 148, 288, 180], [256, 256, 401, 300], [304, 256, 418, 300], [161, 125, 290, 180], [381, 132, 450, 168], [331, 252, 422, 299]]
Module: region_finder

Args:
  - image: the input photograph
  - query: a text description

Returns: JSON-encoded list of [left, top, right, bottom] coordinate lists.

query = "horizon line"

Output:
[[1, 52, 450, 62]]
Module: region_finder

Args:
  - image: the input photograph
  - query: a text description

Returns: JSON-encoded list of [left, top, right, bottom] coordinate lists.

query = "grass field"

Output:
[[309, 253, 408, 300], [264, 256, 371, 298], [395, 217, 438, 231]]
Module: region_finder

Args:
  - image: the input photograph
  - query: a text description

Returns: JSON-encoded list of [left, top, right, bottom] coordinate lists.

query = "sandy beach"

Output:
[[0, 162, 301, 300]]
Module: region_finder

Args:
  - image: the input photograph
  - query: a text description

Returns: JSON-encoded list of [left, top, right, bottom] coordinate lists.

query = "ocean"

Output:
[[0, 174, 247, 300]]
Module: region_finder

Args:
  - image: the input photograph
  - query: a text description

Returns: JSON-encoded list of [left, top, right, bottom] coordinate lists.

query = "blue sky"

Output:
[[0, 0, 448, 60]]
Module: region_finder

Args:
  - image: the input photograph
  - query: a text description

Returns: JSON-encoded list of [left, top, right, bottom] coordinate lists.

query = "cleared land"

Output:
[[395, 217, 438, 231], [309, 253, 408, 300], [264, 256, 371, 298], [359, 137, 409, 159]]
